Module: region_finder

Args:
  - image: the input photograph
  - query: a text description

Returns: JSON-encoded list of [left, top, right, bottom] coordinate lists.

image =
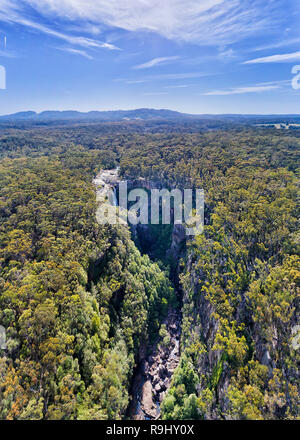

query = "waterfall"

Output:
[[94, 168, 119, 208], [109, 187, 118, 207]]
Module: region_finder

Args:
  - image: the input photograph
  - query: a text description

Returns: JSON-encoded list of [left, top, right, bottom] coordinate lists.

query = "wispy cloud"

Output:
[[0, 49, 17, 58], [143, 92, 168, 96], [116, 72, 210, 84], [165, 84, 191, 89], [56, 47, 94, 59], [134, 56, 180, 70], [149, 72, 209, 80], [218, 48, 236, 59], [202, 85, 280, 95], [252, 38, 300, 52], [126, 80, 148, 84], [0, 1, 120, 50], [18, 18, 120, 50], [244, 51, 300, 64], [0, 0, 289, 46]]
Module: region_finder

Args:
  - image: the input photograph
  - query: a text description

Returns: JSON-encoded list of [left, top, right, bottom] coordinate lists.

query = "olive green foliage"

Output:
[[0, 150, 174, 420], [0, 121, 299, 420]]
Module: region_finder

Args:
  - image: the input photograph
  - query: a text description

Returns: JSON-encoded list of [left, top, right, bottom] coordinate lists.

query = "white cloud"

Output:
[[117, 72, 209, 84], [166, 85, 190, 89], [0, 0, 120, 50], [244, 51, 300, 64], [252, 38, 300, 52], [149, 72, 209, 80], [126, 80, 148, 84], [0, 49, 17, 58], [202, 85, 280, 95], [134, 56, 180, 70], [218, 48, 236, 59], [0, 0, 287, 46], [143, 92, 168, 96], [23, 19, 119, 49], [57, 47, 94, 59]]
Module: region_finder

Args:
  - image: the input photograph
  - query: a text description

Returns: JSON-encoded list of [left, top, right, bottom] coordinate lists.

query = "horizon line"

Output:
[[1, 108, 300, 118]]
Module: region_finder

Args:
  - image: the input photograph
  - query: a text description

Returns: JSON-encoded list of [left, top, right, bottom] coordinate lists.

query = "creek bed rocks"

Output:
[[129, 308, 181, 420]]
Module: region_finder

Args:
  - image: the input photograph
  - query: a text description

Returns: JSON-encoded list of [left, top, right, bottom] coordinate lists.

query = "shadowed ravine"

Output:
[[94, 168, 183, 420], [128, 307, 181, 420]]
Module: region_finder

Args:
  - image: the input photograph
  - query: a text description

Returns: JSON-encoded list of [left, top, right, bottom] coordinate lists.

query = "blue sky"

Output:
[[0, 0, 300, 115]]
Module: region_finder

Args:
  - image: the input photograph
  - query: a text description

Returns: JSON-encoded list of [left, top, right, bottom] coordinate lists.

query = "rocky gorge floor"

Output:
[[128, 308, 181, 420]]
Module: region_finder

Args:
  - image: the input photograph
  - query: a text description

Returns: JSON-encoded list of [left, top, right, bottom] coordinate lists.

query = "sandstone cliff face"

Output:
[[181, 258, 227, 418], [177, 243, 299, 420]]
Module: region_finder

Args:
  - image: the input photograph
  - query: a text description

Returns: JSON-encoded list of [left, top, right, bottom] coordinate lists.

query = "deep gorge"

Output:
[[94, 168, 186, 420], [86, 174, 201, 420], [0, 122, 298, 421]]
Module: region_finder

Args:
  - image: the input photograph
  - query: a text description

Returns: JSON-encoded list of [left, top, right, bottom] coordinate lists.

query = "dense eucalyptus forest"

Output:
[[0, 120, 299, 420]]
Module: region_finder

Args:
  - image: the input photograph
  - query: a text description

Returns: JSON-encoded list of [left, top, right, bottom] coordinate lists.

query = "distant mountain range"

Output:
[[0, 108, 299, 122], [0, 109, 192, 121]]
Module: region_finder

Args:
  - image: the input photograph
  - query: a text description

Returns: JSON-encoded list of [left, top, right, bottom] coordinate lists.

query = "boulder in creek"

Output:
[[141, 380, 157, 419]]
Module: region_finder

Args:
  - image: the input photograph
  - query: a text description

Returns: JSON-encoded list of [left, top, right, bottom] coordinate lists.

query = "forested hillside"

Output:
[[0, 121, 299, 420]]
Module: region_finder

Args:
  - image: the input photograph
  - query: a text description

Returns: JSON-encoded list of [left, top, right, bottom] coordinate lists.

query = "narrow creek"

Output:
[[94, 168, 183, 420]]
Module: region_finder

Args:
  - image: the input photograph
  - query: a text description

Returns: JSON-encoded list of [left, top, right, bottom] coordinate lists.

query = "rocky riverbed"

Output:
[[128, 308, 181, 420]]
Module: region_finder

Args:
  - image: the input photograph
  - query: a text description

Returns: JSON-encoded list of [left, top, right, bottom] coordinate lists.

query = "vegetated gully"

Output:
[[93, 169, 185, 420]]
